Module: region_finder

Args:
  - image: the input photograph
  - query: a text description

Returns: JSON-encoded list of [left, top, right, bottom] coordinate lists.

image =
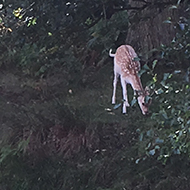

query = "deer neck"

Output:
[[129, 74, 144, 95]]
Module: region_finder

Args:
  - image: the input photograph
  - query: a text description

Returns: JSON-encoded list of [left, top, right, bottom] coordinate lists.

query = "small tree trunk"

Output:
[[126, 0, 185, 56]]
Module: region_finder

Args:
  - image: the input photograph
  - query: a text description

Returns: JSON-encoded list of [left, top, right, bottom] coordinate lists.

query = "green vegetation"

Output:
[[0, 0, 190, 189]]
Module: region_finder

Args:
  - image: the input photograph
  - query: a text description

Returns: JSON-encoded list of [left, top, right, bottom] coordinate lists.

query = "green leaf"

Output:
[[155, 138, 164, 144], [153, 74, 157, 82], [39, 66, 47, 73], [135, 158, 141, 164], [138, 69, 146, 77], [149, 149, 155, 156], [113, 103, 121, 110], [85, 17, 92, 25], [169, 5, 178, 10], [13, 8, 22, 18], [143, 64, 150, 70], [185, 111, 190, 118], [87, 37, 97, 48], [170, 119, 175, 126], [163, 20, 172, 24], [32, 17, 37, 25], [160, 109, 168, 119], [131, 98, 137, 106], [174, 70, 181, 74], [139, 133, 143, 141], [152, 60, 157, 70], [147, 129, 154, 137], [145, 95, 151, 104], [48, 32, 53, 36], [155, 145, 160, 150], [146, 142, 151, 149], [174, 149, 180, 155], [148, 48, 159, 54], [177, 0, 181, 6], [160, 81, 169, 89], [155, 88, 164, 95], [0, 146, 15, 163], [133, 57, 140, 61]]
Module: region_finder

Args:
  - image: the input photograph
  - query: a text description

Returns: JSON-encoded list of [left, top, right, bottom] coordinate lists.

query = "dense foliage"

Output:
[[0, 0, 190, 190]]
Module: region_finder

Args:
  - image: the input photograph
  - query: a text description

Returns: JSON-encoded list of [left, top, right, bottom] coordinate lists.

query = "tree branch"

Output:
[[113, 1, 174, 12]]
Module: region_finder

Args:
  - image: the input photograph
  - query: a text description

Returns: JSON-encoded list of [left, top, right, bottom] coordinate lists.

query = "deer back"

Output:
[[114, 45, 140, 76]]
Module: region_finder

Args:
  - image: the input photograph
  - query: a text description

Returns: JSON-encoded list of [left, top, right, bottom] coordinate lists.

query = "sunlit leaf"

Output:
[[32, 17, 37, 25], [169, 5, 178, 10], [13, 7, 22, 18], [160, 82, 169, 89], [105, 108, 112, 112], [135, 158, 141, 164], [174, 70, 181, 74], [48, 32, 53, 36], [155, 88, 164, 95], [153, 74, 157, 82]]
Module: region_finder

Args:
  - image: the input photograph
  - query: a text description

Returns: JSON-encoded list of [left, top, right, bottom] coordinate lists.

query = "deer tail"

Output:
[[109, 49, 115, 57]]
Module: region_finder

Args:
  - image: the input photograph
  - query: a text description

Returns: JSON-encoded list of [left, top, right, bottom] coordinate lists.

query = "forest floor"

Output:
[[0, 63, 170, 190]]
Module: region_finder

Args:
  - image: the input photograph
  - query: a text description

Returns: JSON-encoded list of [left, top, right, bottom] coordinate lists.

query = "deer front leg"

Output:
[[112, 72, 119, 104], [120, 77, 130, 113]]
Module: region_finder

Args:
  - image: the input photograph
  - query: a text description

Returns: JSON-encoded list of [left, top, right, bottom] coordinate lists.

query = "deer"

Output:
[[109, 45, 151, 115]]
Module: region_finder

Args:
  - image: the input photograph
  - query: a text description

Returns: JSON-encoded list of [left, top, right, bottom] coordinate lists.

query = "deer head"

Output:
[[136, 87, 152, 115]]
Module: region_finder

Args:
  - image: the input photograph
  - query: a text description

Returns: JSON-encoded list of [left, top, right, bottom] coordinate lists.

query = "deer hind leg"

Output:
[[112, 72, 119, 104], [120, 77, 130, 113]]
